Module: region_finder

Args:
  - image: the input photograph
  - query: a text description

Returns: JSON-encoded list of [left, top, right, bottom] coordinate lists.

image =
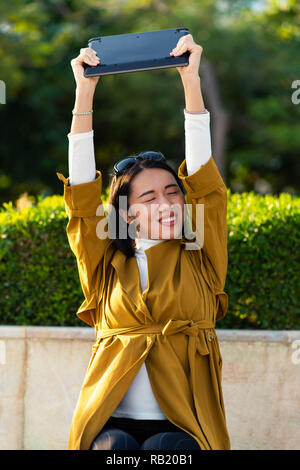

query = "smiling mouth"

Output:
[[158, 212, 177, 225]]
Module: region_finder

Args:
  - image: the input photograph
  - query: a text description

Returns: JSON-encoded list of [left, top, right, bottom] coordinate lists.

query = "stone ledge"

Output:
[[1, 325, 299, 450], [0, 326, 299, 344], [0, 325, 94, 340], [217, 329, 300, 344]]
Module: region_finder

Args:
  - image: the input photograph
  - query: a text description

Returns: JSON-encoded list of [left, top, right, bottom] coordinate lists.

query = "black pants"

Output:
[[90, 417, 201, 450]]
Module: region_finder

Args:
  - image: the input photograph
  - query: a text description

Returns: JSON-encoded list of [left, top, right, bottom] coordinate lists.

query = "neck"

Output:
[[135, 236, 166, 253]]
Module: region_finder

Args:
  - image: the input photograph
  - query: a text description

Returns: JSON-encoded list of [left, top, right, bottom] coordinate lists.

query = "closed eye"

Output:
[[145, 191, 179, 203]]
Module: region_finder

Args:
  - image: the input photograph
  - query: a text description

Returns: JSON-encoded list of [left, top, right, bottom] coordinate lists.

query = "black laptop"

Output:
[[83, 27, 190, 77]]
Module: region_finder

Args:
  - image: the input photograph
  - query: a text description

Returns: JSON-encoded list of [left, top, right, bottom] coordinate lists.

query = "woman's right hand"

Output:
[[70, 47, 101, 90]]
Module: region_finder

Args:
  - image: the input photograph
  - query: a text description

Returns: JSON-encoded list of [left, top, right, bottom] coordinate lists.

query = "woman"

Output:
[[56, 34, 230, 450]]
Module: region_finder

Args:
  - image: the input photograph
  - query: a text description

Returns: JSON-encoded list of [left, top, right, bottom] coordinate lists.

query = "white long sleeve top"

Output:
[[68, 108, 212, 419]]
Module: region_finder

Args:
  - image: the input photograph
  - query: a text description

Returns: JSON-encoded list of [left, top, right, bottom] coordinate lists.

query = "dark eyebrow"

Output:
[[138, 184, 179, 199]]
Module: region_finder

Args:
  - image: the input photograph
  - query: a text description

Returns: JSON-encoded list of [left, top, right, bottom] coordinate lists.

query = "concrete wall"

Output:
[[0, 326, 299, 450]]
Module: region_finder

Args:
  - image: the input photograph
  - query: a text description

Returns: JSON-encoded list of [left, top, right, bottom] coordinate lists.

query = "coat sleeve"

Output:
[[56, 169, 115, 326], [177, 155, 228, 321]]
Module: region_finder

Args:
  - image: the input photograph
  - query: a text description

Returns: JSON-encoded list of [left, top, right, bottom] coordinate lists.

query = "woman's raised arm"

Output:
[[174, 35, 228, 320], [69, 47, 100, 136], [56, 48, 114, 327]]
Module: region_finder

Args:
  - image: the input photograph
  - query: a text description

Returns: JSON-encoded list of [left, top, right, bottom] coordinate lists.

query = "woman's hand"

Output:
[[71, 47, 101, 90], [170, 34, 203, 80]]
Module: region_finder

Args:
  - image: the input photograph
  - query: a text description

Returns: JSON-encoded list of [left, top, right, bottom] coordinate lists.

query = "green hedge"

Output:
[[224, 191, 299, 329], [0, 188, 299, 329]]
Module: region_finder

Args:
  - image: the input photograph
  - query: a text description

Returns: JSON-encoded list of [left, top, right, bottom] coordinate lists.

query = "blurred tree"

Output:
[[0, 0, 299, 207]]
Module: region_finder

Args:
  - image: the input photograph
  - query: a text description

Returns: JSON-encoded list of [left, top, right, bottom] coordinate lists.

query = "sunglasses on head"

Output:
[[113, 150, 166, 177]]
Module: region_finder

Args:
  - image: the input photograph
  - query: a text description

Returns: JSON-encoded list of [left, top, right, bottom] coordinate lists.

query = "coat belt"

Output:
[[93, 318, 219, 444], [95, 318, 216, 356]]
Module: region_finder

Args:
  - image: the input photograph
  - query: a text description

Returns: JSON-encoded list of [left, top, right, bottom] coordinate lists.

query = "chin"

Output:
[[157, 225, 183, 240]]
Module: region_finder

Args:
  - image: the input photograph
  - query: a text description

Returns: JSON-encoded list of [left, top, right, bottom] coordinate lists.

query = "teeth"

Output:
[[160, 216, 176, 223]]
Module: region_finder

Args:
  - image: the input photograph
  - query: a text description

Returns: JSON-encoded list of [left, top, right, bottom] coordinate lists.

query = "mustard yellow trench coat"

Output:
[[56, 154, 230, 450]]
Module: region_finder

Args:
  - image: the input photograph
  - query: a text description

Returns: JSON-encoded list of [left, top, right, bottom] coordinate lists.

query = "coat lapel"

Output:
[[110, 248, 153, 322], [110, 237, 184, 323]]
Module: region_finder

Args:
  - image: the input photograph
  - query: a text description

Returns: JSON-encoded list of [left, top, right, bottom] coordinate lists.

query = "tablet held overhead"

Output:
[[83, 27, 191, 77]]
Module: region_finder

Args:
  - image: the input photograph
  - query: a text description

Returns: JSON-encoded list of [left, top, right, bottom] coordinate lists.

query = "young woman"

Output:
[[56, 34, 230, 450]]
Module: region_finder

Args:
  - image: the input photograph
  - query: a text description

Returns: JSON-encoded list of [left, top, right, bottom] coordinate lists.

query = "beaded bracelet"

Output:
[[72, 109, 93, 115]]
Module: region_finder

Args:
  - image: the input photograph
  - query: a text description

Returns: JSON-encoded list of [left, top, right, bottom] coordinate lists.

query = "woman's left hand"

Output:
[[170, 34, 203, 79]]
